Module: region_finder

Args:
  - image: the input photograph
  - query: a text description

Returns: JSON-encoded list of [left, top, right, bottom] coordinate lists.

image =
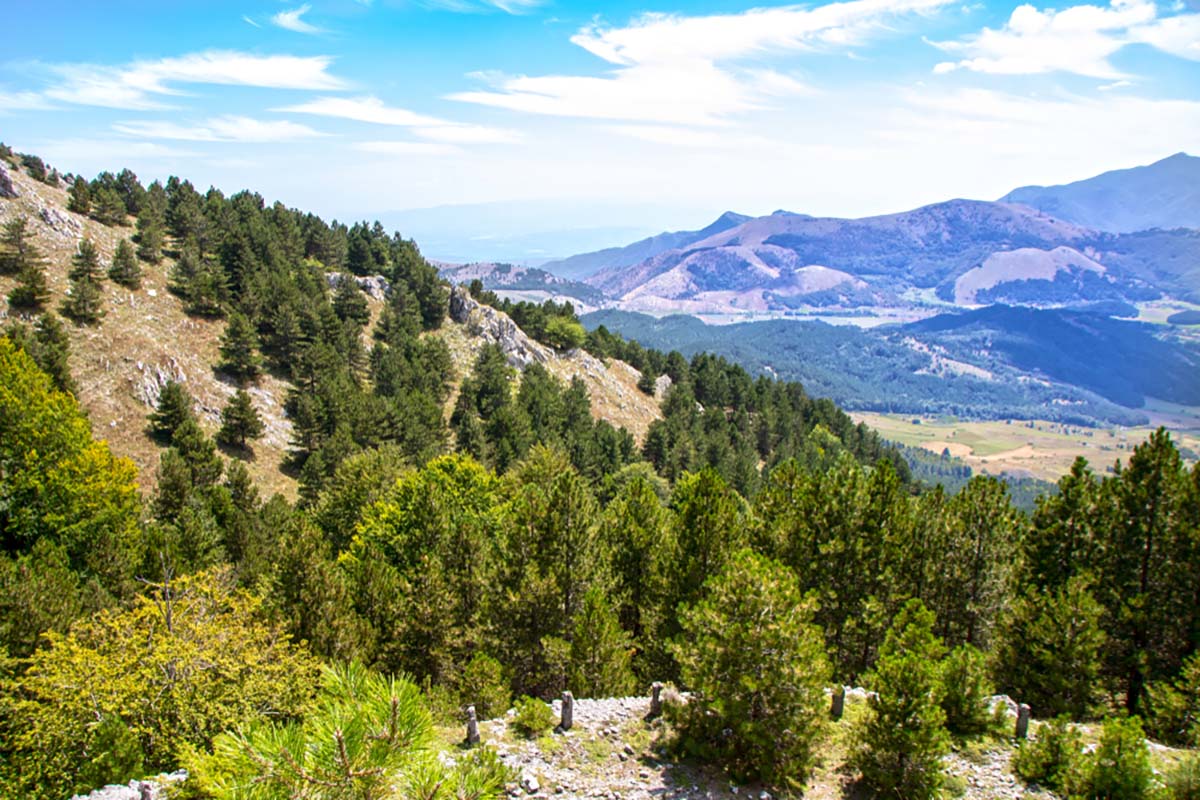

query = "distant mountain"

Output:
[[541, 211, 751, 281], [581, 185, 1200, 313], [1001, 152, 1200, 233]]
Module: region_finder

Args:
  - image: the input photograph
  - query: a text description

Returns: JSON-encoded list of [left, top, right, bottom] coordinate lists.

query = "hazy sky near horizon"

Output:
[[2, 0, 1199, 237]]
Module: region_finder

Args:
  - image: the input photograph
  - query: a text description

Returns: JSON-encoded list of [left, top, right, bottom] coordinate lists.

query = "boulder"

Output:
[[0, 162, 17, 199]]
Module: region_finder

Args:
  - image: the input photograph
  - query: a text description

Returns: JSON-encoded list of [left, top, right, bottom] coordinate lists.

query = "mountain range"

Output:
[[462, 153, 1199, 317]]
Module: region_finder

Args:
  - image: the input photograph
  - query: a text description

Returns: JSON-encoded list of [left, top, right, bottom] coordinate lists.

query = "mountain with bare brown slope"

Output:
[[0, 157, 659, 496]]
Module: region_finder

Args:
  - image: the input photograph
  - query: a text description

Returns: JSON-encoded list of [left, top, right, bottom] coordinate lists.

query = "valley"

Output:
[[851, 410, 1200, 484]]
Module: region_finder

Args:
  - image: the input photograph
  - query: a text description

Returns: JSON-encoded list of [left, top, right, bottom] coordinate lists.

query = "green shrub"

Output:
[[1166, 754, 1200, 800], [1072, 716, 1153, 800], [185, 662, 511, 800], [939, 644, 992, 737], [512, 696, 555, 738], [1149, 652, 1200, 746], [1012, 715, 1081, 791], [460, 652, 511, 720], [670, 549, 830, 792], [852, 599, 949, 800]]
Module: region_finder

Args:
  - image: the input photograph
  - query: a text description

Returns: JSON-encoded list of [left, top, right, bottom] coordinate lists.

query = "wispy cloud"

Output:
[[272, 4, 326, 34], [242, 15, 261, 28], [931, 0, 1200, 78], [451, 0, 953, 126], [113, 116, 329, 143], [1098, 79, 1133, 89], [44, 51, 347, 110], [277, 95, 521, 143], [354, 140, 460, 155], [0, 90, 55, 112]]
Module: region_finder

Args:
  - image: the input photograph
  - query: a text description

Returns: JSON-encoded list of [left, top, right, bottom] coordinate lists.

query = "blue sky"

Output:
[[2, 0, 1199, 257]]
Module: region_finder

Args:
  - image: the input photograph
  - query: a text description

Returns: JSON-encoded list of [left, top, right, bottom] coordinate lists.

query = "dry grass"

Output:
[[852, 410, 1200, 483], [0, 161, 298, 500]]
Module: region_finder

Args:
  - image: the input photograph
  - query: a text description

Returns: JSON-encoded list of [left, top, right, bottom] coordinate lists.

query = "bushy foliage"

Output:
[[1148, 652, 1200, 746], [992, 576, 1106, 720], [1165, 754, 1200, 800], [1074, 716, 1153, 800], [185, 662, 511, 800], [853, 599, 949, 800], [938, 644, 992, 737], [1012, 715, 1081, 791], [2, 568, 318, 800], [459, 653, 511, 721], [671, 549, 830, 791], [512, 696, 555, 738], [0, 338, 142, 591]]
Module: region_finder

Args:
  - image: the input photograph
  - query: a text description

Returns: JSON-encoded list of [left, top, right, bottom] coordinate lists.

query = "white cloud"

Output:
[[0, 91, 55, 112], [931, 0, 1200, 77], [278, 95, 445, 126], [242, 15, 262, 28], [354, 140, 460, 155], [450, 0, 954, 126], [113, 116, 329, 143], [412, 125, 523, 144], [44, 51, 347, 110], [1098, 78, 1134, 88], [277, 95, 522, 143], [607, 124, 779, 148], [272, 4, 326, 34]]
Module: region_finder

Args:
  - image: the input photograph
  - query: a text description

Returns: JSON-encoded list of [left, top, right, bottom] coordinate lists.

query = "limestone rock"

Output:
[[0, 161, 17, 199], [39, 205, 83, 238], [449, 284, 552, 369]]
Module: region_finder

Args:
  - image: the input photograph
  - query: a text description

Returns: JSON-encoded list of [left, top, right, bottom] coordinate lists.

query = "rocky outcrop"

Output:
[[39, 205, 82, 239], [449, 284, 552, 369], [0, 162, 17, 199], [325, 271, 391, 301]]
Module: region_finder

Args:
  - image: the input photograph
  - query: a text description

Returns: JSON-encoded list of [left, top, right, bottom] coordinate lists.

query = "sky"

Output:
[[1, 0, 1199, 259]]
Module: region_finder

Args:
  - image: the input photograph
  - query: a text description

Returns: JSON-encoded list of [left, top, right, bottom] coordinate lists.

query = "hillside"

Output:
[[1002, 152, 1200, 233], [582, 306, 1200, 424], [436, 261, 607, 309], [0, 157, 660, 495]]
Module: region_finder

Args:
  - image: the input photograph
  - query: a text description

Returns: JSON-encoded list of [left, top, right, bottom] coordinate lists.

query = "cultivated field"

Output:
[[852, 408, 1200, 483]]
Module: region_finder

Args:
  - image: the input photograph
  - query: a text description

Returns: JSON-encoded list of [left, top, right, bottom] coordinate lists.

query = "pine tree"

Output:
[[67, 177, 91, 215], [31, 313, 75, 394], [217, 312, 261, 382], [217, 389, 265, 450], [91, 185, 127, 226], [148, 380, 195, 442], [69, 239, 103, 283], [107, 240, 141, 289], [60, 272, 105, 324], [0, 217, 46, 276], [8, 255, 51, 309], [171, 417, 223, 488], [332, 275, 370, 328], [135, 200, 165, 264], [672, 549, 831, 790], [853, 599, 949, 800], [569, 586, 635, 698]]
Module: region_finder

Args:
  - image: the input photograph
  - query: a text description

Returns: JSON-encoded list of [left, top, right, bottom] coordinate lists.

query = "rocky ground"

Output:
[[454, 694, 1055, 800]]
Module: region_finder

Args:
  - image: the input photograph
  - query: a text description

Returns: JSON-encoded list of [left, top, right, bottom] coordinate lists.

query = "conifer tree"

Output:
[[91, 185, 127, 226], [171, 417, 224, 488], [217, 312, 262, 382], [569, 586, 635, 698], [854, 599, 949, 800], [67, 176, 91, 215], [672, 549, 830, 790], [60, 272, 105, 324], [148, 380, 195, 442], [217, 389, 265, 451], [6, 313, 76, 394], [332, 274, 370, 328], [8, 254, 51, 309], [0, 217, 46, 276], [107, 239, 141, 289], [69, 239, 103, 283], [135, 195, 165, 263]]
